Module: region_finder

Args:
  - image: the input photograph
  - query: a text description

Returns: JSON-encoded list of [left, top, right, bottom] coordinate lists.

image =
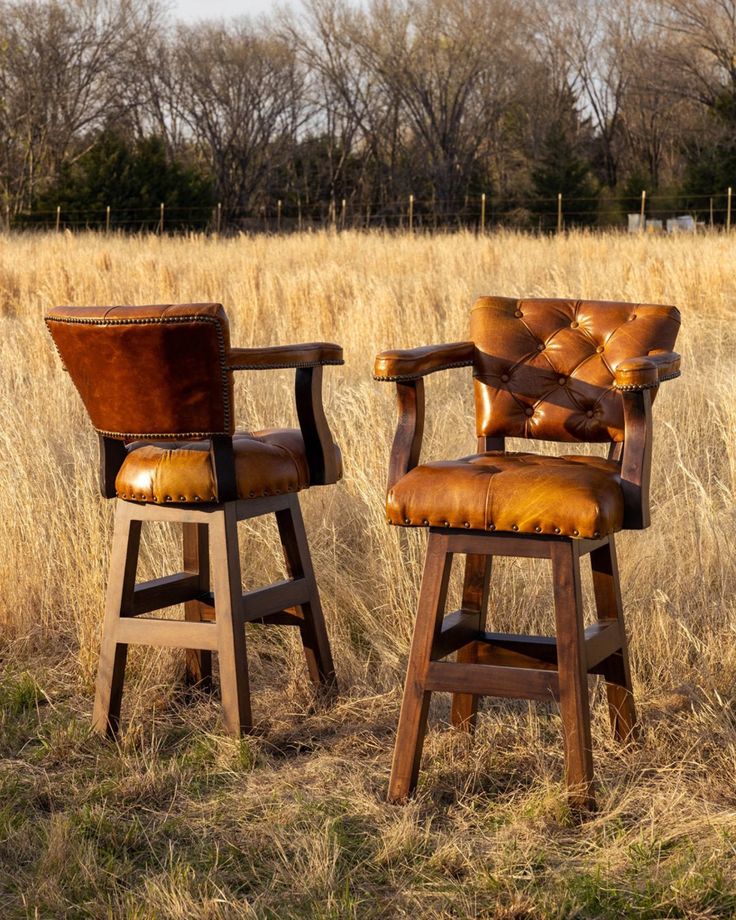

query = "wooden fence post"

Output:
[[408, 194, 414, 231], [105, 205, 111, 233], [727, 187, 732, 233], [216, 202, 222, 235], [639, 190, 646, 233], [481, 192, 486, 233], [277, 199, 282, 232], [557, 193, 562, 233], [55, 205, 61, 233], [159, 202, 164, 235]]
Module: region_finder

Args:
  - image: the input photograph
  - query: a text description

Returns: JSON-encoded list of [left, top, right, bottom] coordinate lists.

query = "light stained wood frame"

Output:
[[93, 493, 337, 737]]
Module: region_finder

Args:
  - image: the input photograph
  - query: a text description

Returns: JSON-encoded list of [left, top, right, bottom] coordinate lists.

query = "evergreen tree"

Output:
[[531, 123, 598, 229], [32, 130, 214, 230]]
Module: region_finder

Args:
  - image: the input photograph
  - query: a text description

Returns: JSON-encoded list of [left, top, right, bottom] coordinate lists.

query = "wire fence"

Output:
[[7, 187, 734, 234]]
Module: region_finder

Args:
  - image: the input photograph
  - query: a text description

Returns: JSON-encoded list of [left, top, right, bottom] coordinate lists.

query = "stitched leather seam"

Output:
[[45, 314, 232, 438], [374, 359, 473, 381], [231, 359, 344, 370]]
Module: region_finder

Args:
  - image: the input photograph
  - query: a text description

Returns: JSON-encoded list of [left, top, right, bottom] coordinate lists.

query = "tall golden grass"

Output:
[[1, 229, 736, 917]]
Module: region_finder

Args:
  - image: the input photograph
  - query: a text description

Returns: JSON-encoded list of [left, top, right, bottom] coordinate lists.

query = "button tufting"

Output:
[[525, 407, 534, 417], [463, 522, 470, 528], [596, 345, 604, 353], [179, 496, 186, 501], [573, 529, 579, 536], [404, 517, 411, 524], [537, 343, 545, 351], [586, 409, 594, 418], [511, 524, 519, 531], [488, 523, 495, 530], [514, 309, 523, 318], [628, 314, 636, 321], [558, 377, 566, 385], [535, 526, 541, 532], [501, 373, 510, 382], [571, 321, 579, 328], [554, 527, 561, 534], [422, 519, 429, 525]]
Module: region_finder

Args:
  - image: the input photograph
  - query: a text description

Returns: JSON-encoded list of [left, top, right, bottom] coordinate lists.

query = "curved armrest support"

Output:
[[614, 351, 681, 391], [228, 342, 343, 370], [295, 365, 342, 485], [374, 341, 475, 381], [386, 379, 426, 493], [620, 388, 653, 529], [617, 352, 680, 528]]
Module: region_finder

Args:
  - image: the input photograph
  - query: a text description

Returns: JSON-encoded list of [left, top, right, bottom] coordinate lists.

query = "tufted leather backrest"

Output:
[[472, 296, 681, 443], [46, 303, 234, 440]]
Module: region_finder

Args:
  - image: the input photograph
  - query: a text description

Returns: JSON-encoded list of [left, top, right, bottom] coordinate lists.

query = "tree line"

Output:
[[1, 0, 735, 232]]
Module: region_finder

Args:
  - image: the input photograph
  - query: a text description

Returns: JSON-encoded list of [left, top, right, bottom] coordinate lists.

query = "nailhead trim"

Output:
[[230, 359, 344, 370], [373, 359, 474, 382], [46, 313, 233, 439]]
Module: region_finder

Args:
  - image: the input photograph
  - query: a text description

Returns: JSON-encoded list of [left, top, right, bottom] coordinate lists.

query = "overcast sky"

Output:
[[171, 0, 301, 22]]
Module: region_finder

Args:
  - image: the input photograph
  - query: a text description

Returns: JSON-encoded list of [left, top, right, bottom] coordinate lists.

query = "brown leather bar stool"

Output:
[[374, 296, 681, 809], [46, 303, 342, 737]]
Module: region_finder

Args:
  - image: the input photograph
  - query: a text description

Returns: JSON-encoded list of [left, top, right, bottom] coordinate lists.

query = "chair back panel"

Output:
[[46, 303, 234, 440], [471, 296, 680, 443]]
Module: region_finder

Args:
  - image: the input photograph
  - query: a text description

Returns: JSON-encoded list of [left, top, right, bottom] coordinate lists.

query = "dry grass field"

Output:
[[1, 229, 736, 918]]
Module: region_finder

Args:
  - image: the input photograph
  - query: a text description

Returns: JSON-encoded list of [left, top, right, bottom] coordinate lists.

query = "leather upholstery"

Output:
[[377, 296, 681, 538], [472, 297, 680, 443], [46, 302, 344, 504], [116, 429, 343, 503], [374, 342, 475, 380], [46, 304, 233, 439], [387, 452, 623, 539], [614, 351, 680, 390], [229, 343, 343, 369]]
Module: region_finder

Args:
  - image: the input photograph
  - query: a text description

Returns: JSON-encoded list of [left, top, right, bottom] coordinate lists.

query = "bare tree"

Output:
[[0, 0, 160, 220], [347, 0, 524, 212], [170, 20, 307, 214]]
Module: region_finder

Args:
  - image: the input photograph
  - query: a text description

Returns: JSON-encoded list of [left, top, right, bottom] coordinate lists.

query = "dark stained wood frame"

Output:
[[92, 492, 337, 738], [388, 527, 636, 811], [382, 363, 660, 811]]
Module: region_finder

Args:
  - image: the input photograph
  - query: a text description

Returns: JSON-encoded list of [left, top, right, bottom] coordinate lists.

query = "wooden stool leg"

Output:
[[591, 536, 638, 742], [276, 496, 337, 693], [183, 522, 212, 689], [451, 553, 492, 730], [210, 504, 252, 736], [92, 501, 141, 736], [551, 541, 595, 811], [389, 533, 453, 802]]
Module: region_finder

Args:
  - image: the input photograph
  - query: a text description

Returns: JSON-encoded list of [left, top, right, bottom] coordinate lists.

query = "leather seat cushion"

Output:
[[116, 428, 341, 503], [387, 452, 624, 539]]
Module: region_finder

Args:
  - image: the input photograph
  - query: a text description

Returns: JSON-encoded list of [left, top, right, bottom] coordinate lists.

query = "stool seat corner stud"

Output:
[[45, 302, 341, 737], [378, 295, 680, 809]]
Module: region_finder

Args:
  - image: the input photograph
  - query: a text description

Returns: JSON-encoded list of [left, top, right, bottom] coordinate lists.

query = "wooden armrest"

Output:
[[228, 343, 343, 370], [374, 342, 475, 381], [614, 351, 681, 391]]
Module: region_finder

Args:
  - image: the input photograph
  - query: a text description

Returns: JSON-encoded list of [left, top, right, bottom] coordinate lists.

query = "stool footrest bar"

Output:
[[132, 573, 204, 615], [117, 617, 219, 650], [425, 660, 560, 700]]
